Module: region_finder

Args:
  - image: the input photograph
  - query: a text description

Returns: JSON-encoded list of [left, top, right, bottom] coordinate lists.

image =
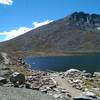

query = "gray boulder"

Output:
[[64, 69, 81, 77], [10, 72, 25, 86], [93, 72, 100, 78], [83, 91, 97, 98]]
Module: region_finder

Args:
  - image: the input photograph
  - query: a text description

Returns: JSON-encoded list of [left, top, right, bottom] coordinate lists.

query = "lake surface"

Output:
[[24, 54, 100, 72]]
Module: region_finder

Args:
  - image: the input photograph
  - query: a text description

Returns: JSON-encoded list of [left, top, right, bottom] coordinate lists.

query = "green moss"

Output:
[[15, 66, 32, 76], [83, 77, 100, 90]]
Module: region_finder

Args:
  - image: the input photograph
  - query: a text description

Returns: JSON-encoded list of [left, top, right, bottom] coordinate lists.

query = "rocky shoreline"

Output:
[[0, 52, 100, 100]]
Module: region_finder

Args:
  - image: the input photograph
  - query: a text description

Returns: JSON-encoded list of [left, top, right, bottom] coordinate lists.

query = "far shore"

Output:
[[5, 50, 100, 58]]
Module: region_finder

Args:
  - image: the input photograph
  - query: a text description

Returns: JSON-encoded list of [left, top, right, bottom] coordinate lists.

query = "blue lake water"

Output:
[[24, 54, 100, 72]]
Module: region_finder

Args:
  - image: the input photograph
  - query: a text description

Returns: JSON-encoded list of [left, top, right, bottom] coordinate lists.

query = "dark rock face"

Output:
[[70, 12, 100, 25], [0, 12, 100, 52]]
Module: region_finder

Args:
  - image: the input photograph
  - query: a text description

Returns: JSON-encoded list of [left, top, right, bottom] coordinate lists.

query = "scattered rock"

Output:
[[0, 54, 100, 100]]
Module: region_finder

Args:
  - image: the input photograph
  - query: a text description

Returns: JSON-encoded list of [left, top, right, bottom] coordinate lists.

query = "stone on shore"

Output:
[[10, 72, 25, 86], [93, 72, 100, 78]]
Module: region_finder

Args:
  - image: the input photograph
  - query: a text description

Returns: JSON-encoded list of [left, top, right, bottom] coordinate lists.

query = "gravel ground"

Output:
[[0, 87, 62, 100]]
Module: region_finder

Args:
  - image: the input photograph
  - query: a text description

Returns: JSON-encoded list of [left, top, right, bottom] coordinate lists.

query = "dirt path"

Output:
[[50, 73, 82, 98]]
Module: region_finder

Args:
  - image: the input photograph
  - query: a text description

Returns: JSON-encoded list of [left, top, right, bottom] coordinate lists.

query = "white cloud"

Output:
[[97, 27, 100, 30], [0, 20, 53, 41], [0, 0, 13, 5], [0, 27, 32, 41], [33, 20, 53, 29]]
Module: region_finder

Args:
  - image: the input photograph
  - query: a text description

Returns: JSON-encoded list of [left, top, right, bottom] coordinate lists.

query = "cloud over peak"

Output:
[[0, 20, 53, 42], [33, 20, 53, 29], [0, 0, 13, 5]]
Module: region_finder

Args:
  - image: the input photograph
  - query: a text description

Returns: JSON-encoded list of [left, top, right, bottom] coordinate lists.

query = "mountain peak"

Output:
[[69, 12, 100, 27], [0, 12, 100, 53]]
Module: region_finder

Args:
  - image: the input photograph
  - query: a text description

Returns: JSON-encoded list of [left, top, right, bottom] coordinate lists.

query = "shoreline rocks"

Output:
[[1, 68, 99, 100], [0, 53, 100, 100]]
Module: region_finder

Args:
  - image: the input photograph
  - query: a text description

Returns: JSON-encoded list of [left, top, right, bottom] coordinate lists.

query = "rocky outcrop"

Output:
[[70, 12, 100, 28]]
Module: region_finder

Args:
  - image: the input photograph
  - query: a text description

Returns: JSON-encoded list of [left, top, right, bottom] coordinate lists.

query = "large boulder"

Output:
[[64, 69, 81, 78], [93, 72, 100, 78], [10, 72, 25, 86]]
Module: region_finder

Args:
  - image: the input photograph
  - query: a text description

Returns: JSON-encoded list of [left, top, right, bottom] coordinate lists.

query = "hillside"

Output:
[[0, 12, 100, 55]]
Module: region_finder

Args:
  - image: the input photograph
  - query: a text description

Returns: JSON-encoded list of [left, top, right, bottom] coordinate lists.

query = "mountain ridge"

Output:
[[0, 12, 100, 55]]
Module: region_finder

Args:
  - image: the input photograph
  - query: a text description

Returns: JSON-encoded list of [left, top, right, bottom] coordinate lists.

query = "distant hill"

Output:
[[0, 12, 100, 55]]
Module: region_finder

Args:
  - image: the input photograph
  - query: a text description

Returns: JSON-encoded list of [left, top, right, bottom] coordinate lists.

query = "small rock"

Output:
[[73, 79, 82, 83], [32, 82, 41, 90], [66, 93, 71, 98], [40, 85, 51, 93], [53, 94, 62, 98], [25, 81, 32, 89], [82, 73, 92, 77], [53, 88, 59, 92], [61, 89, 68, 93], [83, 91, 97, 98]]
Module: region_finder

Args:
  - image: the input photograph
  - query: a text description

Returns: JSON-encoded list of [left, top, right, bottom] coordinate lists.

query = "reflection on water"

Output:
[[24, 54, 100, 72]]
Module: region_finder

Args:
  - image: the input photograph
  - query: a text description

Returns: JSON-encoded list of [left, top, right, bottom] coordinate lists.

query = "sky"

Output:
[[0, 0, 100, 42]]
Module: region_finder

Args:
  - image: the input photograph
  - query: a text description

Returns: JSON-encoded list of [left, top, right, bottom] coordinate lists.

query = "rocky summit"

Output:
[[0, 12, 100, 55]]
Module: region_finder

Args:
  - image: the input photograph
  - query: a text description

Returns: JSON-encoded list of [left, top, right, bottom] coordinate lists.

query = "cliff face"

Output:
[[0, 12, 100, 53]]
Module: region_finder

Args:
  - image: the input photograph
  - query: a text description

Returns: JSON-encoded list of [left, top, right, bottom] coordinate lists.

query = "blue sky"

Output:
[[0, 0, 100, 41]]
